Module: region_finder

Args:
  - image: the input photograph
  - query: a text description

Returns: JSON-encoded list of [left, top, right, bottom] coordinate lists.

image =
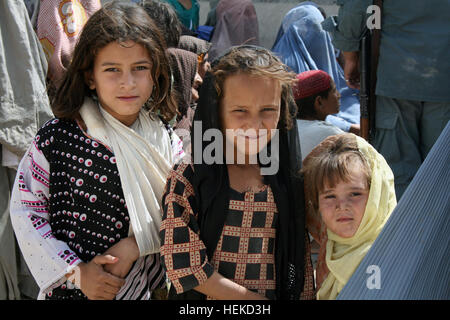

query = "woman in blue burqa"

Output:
[[272, 2, 360, 134]]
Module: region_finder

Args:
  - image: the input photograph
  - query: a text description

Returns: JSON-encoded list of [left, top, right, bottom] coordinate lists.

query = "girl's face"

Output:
[[220, 73, 281, 162], [87, 41, 154, 126], [318, 162, 370, 238]]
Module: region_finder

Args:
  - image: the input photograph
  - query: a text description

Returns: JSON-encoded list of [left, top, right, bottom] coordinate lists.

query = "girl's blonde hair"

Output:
[[301, 133, 372, 215]]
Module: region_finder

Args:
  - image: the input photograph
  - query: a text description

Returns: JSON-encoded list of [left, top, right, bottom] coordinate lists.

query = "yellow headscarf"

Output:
[[317, 135, 397, 300]]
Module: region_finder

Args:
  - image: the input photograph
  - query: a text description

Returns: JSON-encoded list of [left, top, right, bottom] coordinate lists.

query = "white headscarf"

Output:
[[79, 97, 173, 256]]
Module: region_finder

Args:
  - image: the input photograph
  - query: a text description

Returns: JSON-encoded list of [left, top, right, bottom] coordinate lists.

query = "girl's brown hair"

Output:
[[210, 46, 297, 130], [301, 133, 372, 215], [52, 1, 177, 122]]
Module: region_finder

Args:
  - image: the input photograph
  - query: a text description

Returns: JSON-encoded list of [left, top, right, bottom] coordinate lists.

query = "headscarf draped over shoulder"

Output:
[[307, 134, 397, 299]]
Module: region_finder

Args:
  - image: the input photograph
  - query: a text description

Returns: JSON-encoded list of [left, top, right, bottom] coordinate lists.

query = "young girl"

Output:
[[160, 45, 315, 300], [293, 70, 343, 161], [10, 2, 183, 300], [301, 133, 397, 299]]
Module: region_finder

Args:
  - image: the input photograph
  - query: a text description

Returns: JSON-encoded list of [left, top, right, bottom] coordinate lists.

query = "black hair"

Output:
[[295, 86, 332, 119]]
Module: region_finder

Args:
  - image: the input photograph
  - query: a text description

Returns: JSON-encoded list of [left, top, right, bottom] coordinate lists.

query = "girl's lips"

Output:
[[236, 132, 268, 140], [118, 96, 138, 101], [337, 217, 353, 222]]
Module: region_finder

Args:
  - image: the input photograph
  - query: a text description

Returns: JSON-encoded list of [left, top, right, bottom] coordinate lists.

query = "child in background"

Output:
[[10, 1, 183, 300], [178, 35, 212, 78], [301, 133, 397, 299], [293, 70, 343, 161], [167, 47, 203, 151], [160, 45, 315, 300]]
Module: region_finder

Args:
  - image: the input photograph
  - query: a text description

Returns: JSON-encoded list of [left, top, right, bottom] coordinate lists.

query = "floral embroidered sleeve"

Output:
[[160, 163, 214, 294]]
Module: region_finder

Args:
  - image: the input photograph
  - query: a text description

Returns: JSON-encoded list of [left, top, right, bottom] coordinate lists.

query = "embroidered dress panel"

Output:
[[211, 186, 278, 299], [161, 164, 277, 299], [161, 163, 316, 300], [12, 118, 177, 299]]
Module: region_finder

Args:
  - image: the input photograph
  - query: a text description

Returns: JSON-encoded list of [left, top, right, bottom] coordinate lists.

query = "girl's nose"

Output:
[[248, 114, 264, 131], [336, 197, 349, 210], [120, 71, 136, 88]]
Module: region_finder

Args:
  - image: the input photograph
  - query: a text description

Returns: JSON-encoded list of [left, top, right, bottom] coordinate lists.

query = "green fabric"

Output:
[[0, 0, 53, 157], [163, 0, 199, 31], [0, 0, 49, 300], [323, 0, 450, 102], [373, 96, 450, 199], [0, 150, 39, 300]]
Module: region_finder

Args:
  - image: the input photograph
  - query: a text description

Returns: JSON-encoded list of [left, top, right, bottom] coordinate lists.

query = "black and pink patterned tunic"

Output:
[[11, 118, 183, 300]]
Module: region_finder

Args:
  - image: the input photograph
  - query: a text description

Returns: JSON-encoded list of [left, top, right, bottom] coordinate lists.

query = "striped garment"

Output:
[[338, 122, 450, 299]]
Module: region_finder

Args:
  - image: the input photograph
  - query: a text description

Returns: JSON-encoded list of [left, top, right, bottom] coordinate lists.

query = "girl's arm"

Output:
[[10, 140, 124, 299], [194, 271, 268, 300], [160, 164, 215, 295]]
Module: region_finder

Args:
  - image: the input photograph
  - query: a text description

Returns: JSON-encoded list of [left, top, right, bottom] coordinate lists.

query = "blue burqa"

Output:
[[272, 3, 360, 132], [338, 121, 450, 299]]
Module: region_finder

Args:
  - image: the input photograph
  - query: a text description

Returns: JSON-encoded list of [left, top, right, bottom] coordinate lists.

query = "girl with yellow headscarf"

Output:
[[302, 133, 397, 300]]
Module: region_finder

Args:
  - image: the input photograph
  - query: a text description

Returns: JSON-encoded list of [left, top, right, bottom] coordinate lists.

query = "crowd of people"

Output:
[[0, 0, 448, 301]]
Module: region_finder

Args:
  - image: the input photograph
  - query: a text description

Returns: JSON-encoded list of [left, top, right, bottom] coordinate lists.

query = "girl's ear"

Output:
[[84, 71, 95, 90]]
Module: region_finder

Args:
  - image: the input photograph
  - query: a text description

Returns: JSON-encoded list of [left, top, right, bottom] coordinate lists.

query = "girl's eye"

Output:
[[135, 65, 149, 71], [233, 109, 246, 113], [262, 108, 277, 112], [351, 192, 362, 197], [324, 194, 335, 199], [105, 67, 119, 72]]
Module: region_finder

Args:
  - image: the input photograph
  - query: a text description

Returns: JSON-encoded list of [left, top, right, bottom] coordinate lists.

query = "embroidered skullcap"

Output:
[[293, 70, 332, 100]]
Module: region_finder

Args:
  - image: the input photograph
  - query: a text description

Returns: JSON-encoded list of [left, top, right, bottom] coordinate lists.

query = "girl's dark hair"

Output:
[[52, 1, 177, 122], [141, 0, 182, 48], [211, 46, 297, 130], [295, 86, 332, 119]]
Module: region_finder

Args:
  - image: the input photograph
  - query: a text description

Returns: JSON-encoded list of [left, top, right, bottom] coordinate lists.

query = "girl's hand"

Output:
[[102, 236, 140, 278], [75, 255, 125, 300]]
